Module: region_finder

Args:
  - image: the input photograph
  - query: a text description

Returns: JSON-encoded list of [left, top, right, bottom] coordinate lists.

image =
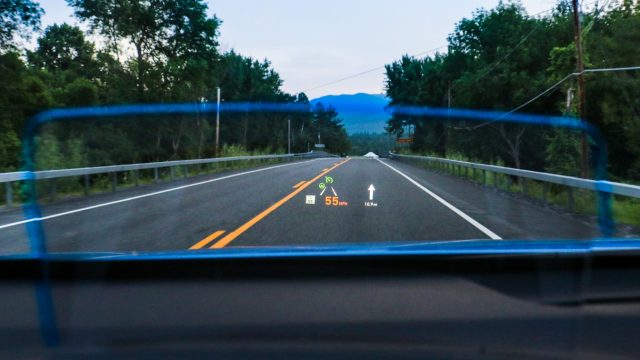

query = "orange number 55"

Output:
[[325, 196, 339, 206]]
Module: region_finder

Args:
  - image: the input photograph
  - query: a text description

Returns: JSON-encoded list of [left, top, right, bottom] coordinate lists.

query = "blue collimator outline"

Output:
[[21, 101, 614, 257]]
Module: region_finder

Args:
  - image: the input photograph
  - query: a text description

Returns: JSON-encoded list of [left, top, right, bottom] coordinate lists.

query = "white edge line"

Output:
[[0, 159, 323, 230], [376, 159, 502, 240], [331, 186, 337, 196]]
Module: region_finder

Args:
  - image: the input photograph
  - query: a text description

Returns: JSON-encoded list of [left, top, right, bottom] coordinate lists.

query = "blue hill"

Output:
[[310, 93, 389, 134]]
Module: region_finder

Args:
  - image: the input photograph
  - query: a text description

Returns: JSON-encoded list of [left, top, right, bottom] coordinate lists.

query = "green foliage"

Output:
[[0, 1, 352, 174], [0, 0, 43, 50], [311, 103, 350, 154], [61, 77, 99, 107], [0, 51, 53, 172], [384, 0, 640, 181], [0, 123, 19, 172], [27, 23, 96, 74], [34, 132, 87, 170], [544, 128, 581, 176], [66, 0, 221, 101], [348, 133, 394, 156]]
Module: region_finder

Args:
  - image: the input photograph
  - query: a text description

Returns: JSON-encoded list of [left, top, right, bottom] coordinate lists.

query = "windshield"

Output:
[[1, 0, 639, 255]]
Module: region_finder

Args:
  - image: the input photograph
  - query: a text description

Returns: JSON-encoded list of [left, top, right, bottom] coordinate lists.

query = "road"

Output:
[[0, 157, 600, 253]]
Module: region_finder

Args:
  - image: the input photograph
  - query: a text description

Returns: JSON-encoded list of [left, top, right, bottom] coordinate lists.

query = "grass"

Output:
[[0, 146, 291, 208], [397, 153, 640, 228]]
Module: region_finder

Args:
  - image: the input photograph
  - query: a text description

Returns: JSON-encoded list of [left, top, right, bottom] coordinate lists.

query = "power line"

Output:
[[300, 45, 447, 93], [467, 65, 640, 130], [464, 0, 616, 130], [452, 0, 603, 95], [301, 0, 603, 95]]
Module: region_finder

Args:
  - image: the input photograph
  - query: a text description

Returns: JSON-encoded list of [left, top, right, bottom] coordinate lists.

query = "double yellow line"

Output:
[[191, 158, 350, 250]]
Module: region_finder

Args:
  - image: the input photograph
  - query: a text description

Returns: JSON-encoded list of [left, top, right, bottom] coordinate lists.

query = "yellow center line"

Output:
[[189, 230, 225, 250], [292, 180, 306, 188], [208, 158, 351, 249]]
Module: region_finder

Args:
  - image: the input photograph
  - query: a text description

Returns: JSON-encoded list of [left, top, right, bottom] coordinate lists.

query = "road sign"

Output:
[[315, 144, 325, 148]]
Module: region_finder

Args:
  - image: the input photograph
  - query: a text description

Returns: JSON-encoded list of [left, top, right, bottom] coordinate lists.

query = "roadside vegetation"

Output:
[[348, 133, 394, 157], [0, 0, 350, 176], [384, 1, 640, 183], [384, 1, 640, 227], [2, 145, 292, 207]]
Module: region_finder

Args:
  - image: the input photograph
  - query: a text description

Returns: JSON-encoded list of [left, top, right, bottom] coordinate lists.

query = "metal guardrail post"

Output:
[[170, 167, 175, 180], [542, 182, 548, 202], [134, 169, 139, 187], [183, 165, 188, 179], [5, 182, 12, 207], [49, 179, 57, 202], [83, 174, 90, 196], [111, 172, 117, 192], [522, 178, 528, 197], [482, 169, 486, 185], [154, 168, 159, 184], [567, 187, 574, 212]]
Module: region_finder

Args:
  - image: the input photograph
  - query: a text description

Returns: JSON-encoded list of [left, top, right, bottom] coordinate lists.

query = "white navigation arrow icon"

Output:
[[368, 184, 376, 200]]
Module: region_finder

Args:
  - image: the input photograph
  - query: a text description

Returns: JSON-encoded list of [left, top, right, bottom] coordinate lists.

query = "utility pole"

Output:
[[287, 118, 291, 154], [572, 0, 589, 178], [215, 86, 221, 157]]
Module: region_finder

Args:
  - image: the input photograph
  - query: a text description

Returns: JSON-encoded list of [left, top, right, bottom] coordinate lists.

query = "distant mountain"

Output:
[[310, 93, 389, 134]]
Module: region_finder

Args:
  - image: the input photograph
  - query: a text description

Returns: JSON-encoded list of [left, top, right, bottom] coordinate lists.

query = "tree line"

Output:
[[0, 0, 350, 172], [384, 0, 640, 181]]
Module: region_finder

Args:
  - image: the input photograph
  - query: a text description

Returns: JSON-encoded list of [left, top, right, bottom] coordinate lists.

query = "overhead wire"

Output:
[[301, 1, 608, 96], [300, 45, 447, 93], [460, 0, 617, 130]]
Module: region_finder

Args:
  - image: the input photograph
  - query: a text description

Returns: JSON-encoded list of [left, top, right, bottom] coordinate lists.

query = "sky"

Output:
[[37, 0, 558, 99]]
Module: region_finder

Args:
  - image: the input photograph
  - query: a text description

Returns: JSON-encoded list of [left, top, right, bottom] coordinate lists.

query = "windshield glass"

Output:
[[1, 0, 639, 255]]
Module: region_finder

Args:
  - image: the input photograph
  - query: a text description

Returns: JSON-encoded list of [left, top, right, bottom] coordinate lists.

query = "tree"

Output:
[[27, 23, 96, 74], [311, 103, 350, 154], [0, 0, 351, 172], [0, 0, 42, 50], [66, 0, 221, 101], [384, 2, 574, 170], [0, 52, 52, 171]]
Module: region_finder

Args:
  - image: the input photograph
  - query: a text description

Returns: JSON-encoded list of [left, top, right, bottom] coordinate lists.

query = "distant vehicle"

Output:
[[363, 152, 379, 159]]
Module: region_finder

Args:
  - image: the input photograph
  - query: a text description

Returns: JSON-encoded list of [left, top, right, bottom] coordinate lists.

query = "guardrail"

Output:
[[389, 153, 640, 199], [1, 152, 313, 207], [390, 152, 637, 238]]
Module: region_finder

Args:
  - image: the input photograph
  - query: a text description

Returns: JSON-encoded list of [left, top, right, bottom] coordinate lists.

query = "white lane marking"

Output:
[[330, 186, 337, 196], [319, 187, 326, 196], [376, 159, 502, 240], [0, 159, 325, 230]]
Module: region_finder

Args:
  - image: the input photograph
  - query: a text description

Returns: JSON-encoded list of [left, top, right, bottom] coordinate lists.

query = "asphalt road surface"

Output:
[[0, 157, 601, 253]]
